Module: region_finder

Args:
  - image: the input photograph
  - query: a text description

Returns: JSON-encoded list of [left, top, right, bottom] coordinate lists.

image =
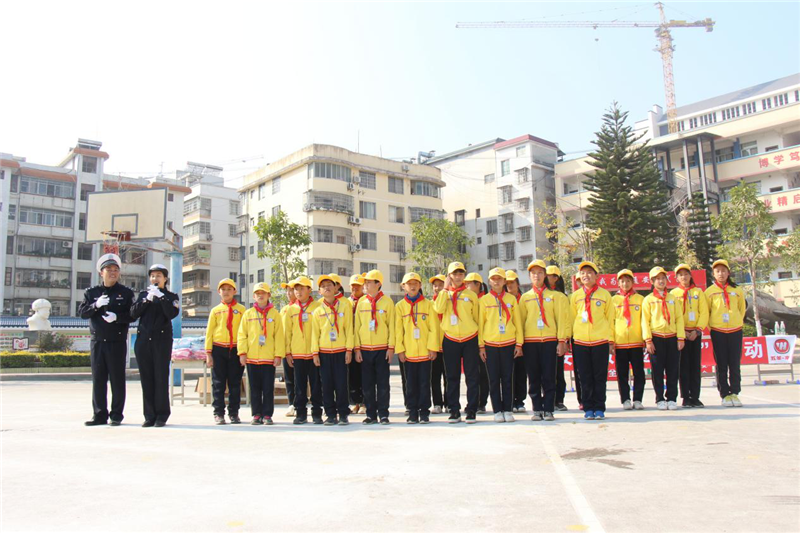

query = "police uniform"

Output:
[[79, 254, 135, 425], [130, 264, 180, 426]]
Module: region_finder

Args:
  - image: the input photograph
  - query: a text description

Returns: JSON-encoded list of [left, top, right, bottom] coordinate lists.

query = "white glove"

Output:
[[95, 294, 110, 308], [148, 285, 164, 299], [146, 292, 156, 302], [103, 312, 117, 323], [152, 288, 164, 298]]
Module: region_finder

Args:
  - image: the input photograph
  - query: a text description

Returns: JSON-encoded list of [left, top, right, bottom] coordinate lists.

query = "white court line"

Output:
[[739, 393, 800, 408], [534, 428, 606, 533]]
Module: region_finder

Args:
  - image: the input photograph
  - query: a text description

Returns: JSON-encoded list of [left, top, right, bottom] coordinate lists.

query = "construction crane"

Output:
[[456, 2, 714, 134]]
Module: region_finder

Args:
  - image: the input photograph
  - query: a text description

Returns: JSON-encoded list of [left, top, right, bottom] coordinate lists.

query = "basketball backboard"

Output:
[[85, 188, 168, 243]]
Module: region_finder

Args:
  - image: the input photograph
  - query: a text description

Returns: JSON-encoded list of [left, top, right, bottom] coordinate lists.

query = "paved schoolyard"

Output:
[[2, 367, 799, 532]]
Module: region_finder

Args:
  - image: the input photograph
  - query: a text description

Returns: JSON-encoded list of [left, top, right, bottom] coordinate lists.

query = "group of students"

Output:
[[201, 256, 746, 427]]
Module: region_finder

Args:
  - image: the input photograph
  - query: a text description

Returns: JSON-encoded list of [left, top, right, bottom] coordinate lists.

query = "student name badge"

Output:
[[722, 313, 730, 323], [581, 311, 589, 323], [450, 314, 459, 326], [259, 335, 266, 346], [537, 319, 545, 330], [329, 331, 338, 341], [302, 313, 309, 322], [498, 324, 506, 334], [688, 311, 696, 322], [413, 328, 421, 339], [369, 319, 376, 331]]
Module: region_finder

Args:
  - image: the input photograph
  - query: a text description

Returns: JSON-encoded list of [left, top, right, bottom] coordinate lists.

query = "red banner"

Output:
[[571, 269, 707, 292]]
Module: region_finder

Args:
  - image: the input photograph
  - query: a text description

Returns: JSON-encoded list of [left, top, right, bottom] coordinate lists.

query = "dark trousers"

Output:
[[573, 343, 609, 412], [293, 358, 322, 418], [430, 351, 447, 408], [405, 360, 432, 417], [134, 337, 172, 423], [513, 356, 527, 408], [90, 340, 127, 422], [555, 355, 567, 404], [710, 329, 743, 398], [320, 351, 349, 418], [479, 357, 490, 409], [485, 345, 515, 413], [361, 349, 391, 419], [247, 363, 276, 418], [650, 336, 680, 402], [524, 341, 558, 413], [348, 359, 363, 404], [282, 358, 295, 405], [680, 334, 703, 400], [211, 346, 244, 417], [615, 347, 645, 403], [442, 337, 480, 414], [399, 360, 408, 408]]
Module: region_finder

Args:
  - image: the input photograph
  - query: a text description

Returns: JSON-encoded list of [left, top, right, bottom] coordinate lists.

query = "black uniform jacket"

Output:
[[131, 288, 180, 341], [78, 283, 135, 342]]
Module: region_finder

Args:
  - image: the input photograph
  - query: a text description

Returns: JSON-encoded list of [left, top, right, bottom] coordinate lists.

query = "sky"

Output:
[[1, 1, 798, 188]]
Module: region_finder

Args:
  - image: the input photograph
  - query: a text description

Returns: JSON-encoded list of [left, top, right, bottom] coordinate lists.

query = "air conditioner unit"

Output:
[[347, 182, 355, 191], [401, 164, 409, 172], [63, 241, 73, 248], [348, 216, 361, 225], [353, 175, 361, 184], [207, 234, 213, 241], [303, 203, 312, 211], [349, 243, 362, 253]]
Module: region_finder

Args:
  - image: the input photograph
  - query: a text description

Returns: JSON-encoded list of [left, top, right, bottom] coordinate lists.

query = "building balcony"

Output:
[[303, 191, 355, 216], [558, 190, 595, 212]]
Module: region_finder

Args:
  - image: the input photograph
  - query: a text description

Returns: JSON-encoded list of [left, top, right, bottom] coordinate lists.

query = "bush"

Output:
[[0, 351, 90, 368], [742, 323, 758, 337], [37, 332, 74, 352], [0, 353, 38, 368]]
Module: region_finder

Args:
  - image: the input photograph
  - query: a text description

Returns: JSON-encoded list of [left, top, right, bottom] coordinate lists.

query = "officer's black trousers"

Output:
[[134, 337, 172, 423]]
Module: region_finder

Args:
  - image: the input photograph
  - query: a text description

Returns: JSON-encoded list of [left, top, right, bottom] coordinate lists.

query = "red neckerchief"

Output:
[[323, 299, 340, 334], [514, 292, 521, 303], [531, 284, 549, 327], [653, 288, 671, 323], [224, 299, 238, 346], [583, 285, 598, 324], [366, 291, 384, 323], [478, 291, 486, 298], [297, 297, 314, 332], [350, 295, 361, 315], [449, 285, 467, 318], [489, 290, 511, 323], [714, 281, 730, 309], [619, 289, 634, 326], [254, 302, 274, 337], [433, 292, 443, 320], [404, 294, 424, 327], [679, 281, 695, 314], [335, 292, 344, 301]]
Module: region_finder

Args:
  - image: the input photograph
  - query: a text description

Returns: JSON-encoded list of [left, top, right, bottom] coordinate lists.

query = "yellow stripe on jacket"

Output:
[[354, 295, 395, 351], [395, 298, 440, 361], [237, 307, 286, 364], [204, 302, 246, 351], [669, 286, 709, 331], [432, 287, 479, 343], [569, 287, 615, 346], [311, 299, 354, 355], [704, 284, 746, 333], [612, 293, 645, 348], [478, 292, 524, 348], [518, 289, 571, 343], [282, 299, 321, 359], [642, 292, 685, 340]]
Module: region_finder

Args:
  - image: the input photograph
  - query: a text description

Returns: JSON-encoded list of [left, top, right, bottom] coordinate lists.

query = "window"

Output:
[[388, 176, 404, 194], [229, 200, 240, 216], [19, 207, 73, 228], [746, 181, 762, 194], [516, 145, 528, 157], [250, 217, 255, 227], [80, 184, 95, 201], [77, 272, 92, 290], [515, 198, 530, 213], [9, 204, 16, 220], [314, 260, 334, 275], [20, 176, 75, 199], [229, 224, 237, 237], [500, 186, 513, 204], [78, 243, 93, 261], [501, 242, 515, 261], [79, 213, 86, 231], [775, 228, 788, 236], [476, 209, 481, 219], [454, 210, 466, 226], [249, 190, 254, 199], [389, 235, 405, 254], [359, 171, 376, 189], [16, 237, 72, 258], [517, 226, 532, 242], [715, 146, 735, 163], [501, 160, 510, 176], [360, 262, 377, 273], [778, 272, 793, 280], [82, 156, 98, 174], [769, 186, 784, 193], [516, 168, 529, 183], [518, 255, 533, 270], [184, 221, 211, 237], [388, 205, 404, 223], [258, 240, 264, 253], [484, 173, 495, 184], [10, 174, 18, 192], [259, 183, 266, 200], [409, 208, 444, 223], [487, 219, 498, 235], [477, 264, 483, 271], [6, 236, 14, 256], [272, 177, 281, 194], [390, 265, 405, 284], [476, 237, 482, 245], [272, 206, 280, 217], [230, 272, 238, 282], [184, 197, 212, 216], [15, 269, 71, 288], [360, 201, 377, 220], [500, 213, 514, 233], [249, 274, 254, 283], [765, 145, 779, 153], [258, 211, 265, 220], [258, 269, 265, 282], [229, 247, 240, 261], [741, 141, 758, 157], [360, 231, 377, 251], [316, 228, 334, 243], [312, 162, 351, 182], [168, 193, 174, 202], [411, 181, 440, 198], [487, 244, 499, 259], [250, 246, 255, 255]]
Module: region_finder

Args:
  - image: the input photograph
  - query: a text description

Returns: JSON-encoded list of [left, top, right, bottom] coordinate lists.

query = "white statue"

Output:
[[27, 299, 53, 331]]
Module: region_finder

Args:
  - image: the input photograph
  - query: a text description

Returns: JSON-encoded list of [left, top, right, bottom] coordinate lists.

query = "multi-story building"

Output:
[[1, 139, 188, 317], [238, 144, 445, 302], [177, 163, 241, 317], [429, 134, 562, 290]]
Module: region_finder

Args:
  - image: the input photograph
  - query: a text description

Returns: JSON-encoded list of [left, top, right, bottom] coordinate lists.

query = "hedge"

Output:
[[0, 351, 90, 369]]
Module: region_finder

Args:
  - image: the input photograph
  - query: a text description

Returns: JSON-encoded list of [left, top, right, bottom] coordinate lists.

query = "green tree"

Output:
[[686, 192, 720, 282], [407, 217, 473, 286], [712, 182, 777, 336], [536, 203, 599, 293], [776, 229, 800, 305], [584, 102, 677, 273], [254, 210, 311, 307]]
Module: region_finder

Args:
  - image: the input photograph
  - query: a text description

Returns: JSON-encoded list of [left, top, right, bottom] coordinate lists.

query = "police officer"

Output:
[[131, 264, 180, 427], [79, 253, 135, 426]]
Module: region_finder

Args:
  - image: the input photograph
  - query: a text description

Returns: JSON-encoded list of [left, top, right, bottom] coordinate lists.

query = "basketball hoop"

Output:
[[101, 231, 131, 255]]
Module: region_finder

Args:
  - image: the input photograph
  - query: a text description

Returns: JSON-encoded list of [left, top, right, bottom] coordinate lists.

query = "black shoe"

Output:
[[142, 420, 155, 428], [555, 403, 568, 412], [404, 409, 410, 416], [682, 399, 694, 408], [362, 417, 378, 425], [324, 416, 338, 426], [448, 411, 462, 423], [406, 416, 419, 424], [109, 419, 122, 426], [465, 411, 477, 424], [420, 415, 430, 424], [154, 420, 167, 427], [293, 416, 308, 425], [84, 419, 107, 426], [339, 416, 349, 426], [477, 406, 487, 414], [229, 415, 241, 424], [692, 399, 705, 408], [312, 416, 324, 425], [214, 415, 226, 425], [379, 417, 390, 425]]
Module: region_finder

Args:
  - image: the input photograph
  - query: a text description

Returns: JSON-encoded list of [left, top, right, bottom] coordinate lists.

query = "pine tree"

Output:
[[686, 191, 720, 283], [584, 102, 677, 273]]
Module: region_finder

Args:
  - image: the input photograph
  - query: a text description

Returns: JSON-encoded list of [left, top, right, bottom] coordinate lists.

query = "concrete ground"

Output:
[[2, 367, 799, 533]]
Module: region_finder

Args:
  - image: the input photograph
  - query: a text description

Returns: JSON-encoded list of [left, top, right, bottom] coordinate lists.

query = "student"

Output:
[[505, 270, 527, 413], [311, 275, 354, 426], [465, 273, 484, 296], [238, 282, 285, 425], [348, 273, 366, 414], [546, 265, 571, 412], [429, 274, 448, 414], [466, 273, 490, 413], [283, 276, 324, 424], [519, 260, 570, 422], [478, 268, 524, 422], [671, 264, 709, 408], [280, 280, 298, 417], [642, 267, 685, 411], [130, 264, 180, 427], [354, 270, 395, 425], [705, 259, 746, 408], [395, 273, 440, 424], [204, 279, 246, 425], [433, 262, 480, 424], [569, 261, 615, 421], [611, 269, 646, 410]]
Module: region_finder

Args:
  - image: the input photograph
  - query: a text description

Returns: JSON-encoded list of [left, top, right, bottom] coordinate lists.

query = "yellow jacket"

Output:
[[478, 292, 524, 348], [569, 287, 615, 346], [395, 296, 440, 361], [642, 291, 685, 340], [237, 306, 286, 363], [282, 298, 321, 360], [704, 283, 746, 333], [432, 286, 479, 343], [354, 293, 395, 351], [670, 286, 709, 331], [612, 292, 645, 348], [311, 298, 354, 355], [518, 288, 571, 343], [432, 293, 446, 347], [204, 301, 246, 352]]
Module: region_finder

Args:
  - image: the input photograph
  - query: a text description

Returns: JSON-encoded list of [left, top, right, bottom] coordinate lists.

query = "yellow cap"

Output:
[[401, 272, 422, 284], [349, 273, 365, 286], [617, 269, 634, 281], [252, 282, 271, 294], [505, 270, 519, 282], [364, 269, 384, 285], [217, 278, 237, 291], [316, 274, 336, 288], [546, 265, 561, 277], [328, 273, 342, 286], [712, 259, 730, 270], [649, 266, 667, 280], [293, 276, 313, 288], [429, 274, 446, 284], [465, 272, 483, 283], [577, 261, 599, 274], [674, 264, 692, 275], [527, 259, 547, 272], [488, 267, 506, 279], [447, 261, 466, 274], [280, 279, 298, 289]]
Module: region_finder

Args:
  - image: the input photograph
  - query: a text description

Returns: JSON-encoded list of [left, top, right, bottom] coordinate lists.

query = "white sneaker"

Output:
[[286, 405, 296, 417], [667, 401, 678, 410], [503, 412, 515, 423], [531, 411, 543, 421], [493, 412, 505, 423], [622, 400, 633, 410], [722, 395, 734, 407], [432, 405, 443, 414], [633, 401, 644, 410], [731, 394, 743, 407], [657, 401, 667, 411]]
